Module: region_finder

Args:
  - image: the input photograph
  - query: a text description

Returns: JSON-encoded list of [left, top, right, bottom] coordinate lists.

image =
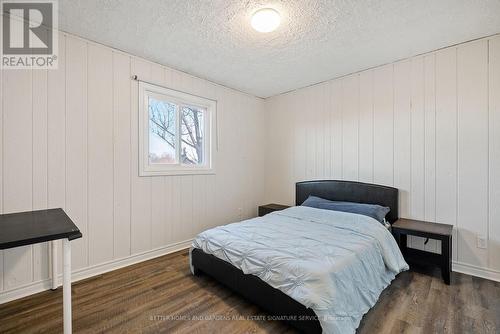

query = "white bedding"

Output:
[[191, 206, 408, 333]]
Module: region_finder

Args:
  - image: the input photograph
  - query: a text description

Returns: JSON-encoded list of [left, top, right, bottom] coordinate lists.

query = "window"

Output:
[[139, 82, 216, 176]]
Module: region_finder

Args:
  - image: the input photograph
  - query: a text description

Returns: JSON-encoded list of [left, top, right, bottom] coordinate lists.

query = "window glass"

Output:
[[180, 105, 205, 165], [149, 97, 177, 164]]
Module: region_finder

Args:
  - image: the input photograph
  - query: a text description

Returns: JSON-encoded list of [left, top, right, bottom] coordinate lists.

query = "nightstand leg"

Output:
[[441, 237, 451, 285], [400, 234, 407, 256], [394, 231, 407, 258]]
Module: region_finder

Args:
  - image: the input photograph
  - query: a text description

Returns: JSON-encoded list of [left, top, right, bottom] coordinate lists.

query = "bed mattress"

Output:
[[191, 206, 408, 333]]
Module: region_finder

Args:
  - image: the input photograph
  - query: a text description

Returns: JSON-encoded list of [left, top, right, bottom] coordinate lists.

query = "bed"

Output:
[[190, 180, 408, 333]]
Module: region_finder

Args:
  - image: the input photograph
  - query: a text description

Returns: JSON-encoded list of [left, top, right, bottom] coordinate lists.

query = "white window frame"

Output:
[[138, 81, 217, 176]]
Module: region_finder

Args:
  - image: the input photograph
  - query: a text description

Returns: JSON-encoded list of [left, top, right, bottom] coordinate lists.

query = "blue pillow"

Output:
[[301, 195, 390, 224]]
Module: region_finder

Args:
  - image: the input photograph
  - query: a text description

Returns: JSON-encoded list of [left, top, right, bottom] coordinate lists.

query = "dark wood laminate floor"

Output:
[[0, 249, 499, 334]]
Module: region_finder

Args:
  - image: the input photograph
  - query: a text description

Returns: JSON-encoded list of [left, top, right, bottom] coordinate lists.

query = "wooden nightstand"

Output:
[[258, 204, 290, 217], [392, 218, 453, 285]]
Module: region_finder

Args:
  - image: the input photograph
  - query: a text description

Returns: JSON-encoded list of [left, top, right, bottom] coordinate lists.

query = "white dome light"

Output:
[[251, 8, 281, 33]]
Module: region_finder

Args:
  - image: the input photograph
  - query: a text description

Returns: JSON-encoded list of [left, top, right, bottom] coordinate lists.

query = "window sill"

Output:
[[139, 168, 216, 177]]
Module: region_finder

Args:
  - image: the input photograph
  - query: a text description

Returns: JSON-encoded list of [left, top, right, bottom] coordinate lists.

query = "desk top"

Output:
[[393, 218, 453, 236], [0, 209, 81, 250]]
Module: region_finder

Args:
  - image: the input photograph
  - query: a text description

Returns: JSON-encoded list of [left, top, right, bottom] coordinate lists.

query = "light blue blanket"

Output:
[[191, 206, 408, 333]]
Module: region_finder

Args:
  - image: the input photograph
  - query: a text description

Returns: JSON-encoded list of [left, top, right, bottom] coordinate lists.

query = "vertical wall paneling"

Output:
[[321, 84, 332, 178], [214, 87, 235, 223], [182, 177, 194, 241], [457, 40, 489, 268], [252, 97, 267, 210], [294, 90, 307, 182], [213, 86, 226, 222], [315, 85, 325, 178], [266, 97, 284, 200], [130, 59, 152, 254], [171, 174, 182, 243], [88, 44, 114, 265], [228, 90, 242, 218], [30, 25, 51, 281], [192, 78, 206, 231], [305, 87, 316, 179], [489, 36, 500, 270], [3, 66, 33, 288], [112, 52, 132, 258], [47, 32, 66, 278], [266, 97, 277, 197], [32, 72, 48, 200], [205, 80, 219, 231], [330, 81, 343, 178], [358, 70, 374, 183], [190, 75, 207, 230], [410, 57, 425, 220], [373, 65, 394, 186], [212, 82, 224, 228], [3, 72, 32, 212], [179, 74, 194, 239], [32, 64, 49, 281], [424, 54, 438, 252], [409, 57, 426, 248], [47, 35, 66, 206], [393, 61, 412, 219], [192, 173, 204, 236], [65, 36, 88, 270], [163, 174, 174, 244], [341, 75, 359, 181], [264, 96, 277, 199], [238, 94, 251, 213], [435, 47, 458, 261], [276, 94, 293, 196]]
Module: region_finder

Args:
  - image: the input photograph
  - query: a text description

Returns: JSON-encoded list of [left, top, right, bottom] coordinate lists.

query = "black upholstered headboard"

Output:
[[295, 180, 399, 224]]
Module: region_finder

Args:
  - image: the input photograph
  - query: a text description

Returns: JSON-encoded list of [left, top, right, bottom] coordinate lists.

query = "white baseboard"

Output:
[[452, 261, 500, 282], [0, 239, 192, 304]]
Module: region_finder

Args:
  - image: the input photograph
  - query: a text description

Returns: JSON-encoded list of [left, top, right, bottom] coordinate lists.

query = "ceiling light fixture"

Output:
[[251, 8, 281, 33]]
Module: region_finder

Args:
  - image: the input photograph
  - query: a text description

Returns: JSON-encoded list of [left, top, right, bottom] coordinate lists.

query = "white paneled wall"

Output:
[[265, 35, 500, 279], [0, 32, 265, 301]]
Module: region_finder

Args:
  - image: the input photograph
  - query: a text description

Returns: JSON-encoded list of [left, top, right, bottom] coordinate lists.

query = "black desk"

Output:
[[0, 208, 81, 334]]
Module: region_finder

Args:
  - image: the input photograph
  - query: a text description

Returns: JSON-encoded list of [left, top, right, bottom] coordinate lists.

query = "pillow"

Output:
[[301, 195, 390, 224]]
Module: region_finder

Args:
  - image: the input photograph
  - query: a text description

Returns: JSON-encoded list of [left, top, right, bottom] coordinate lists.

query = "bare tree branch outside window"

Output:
[[148, 98, 204, 165]]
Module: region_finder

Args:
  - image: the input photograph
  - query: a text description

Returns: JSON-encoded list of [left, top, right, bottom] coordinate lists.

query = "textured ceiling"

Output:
[[59, 0, 500, 98]]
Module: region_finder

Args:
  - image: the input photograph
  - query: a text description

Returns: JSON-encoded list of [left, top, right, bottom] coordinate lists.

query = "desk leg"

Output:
[[63, 238, 72, 334], [441, 236, 451, 285], [51, 240, 58, 290]]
